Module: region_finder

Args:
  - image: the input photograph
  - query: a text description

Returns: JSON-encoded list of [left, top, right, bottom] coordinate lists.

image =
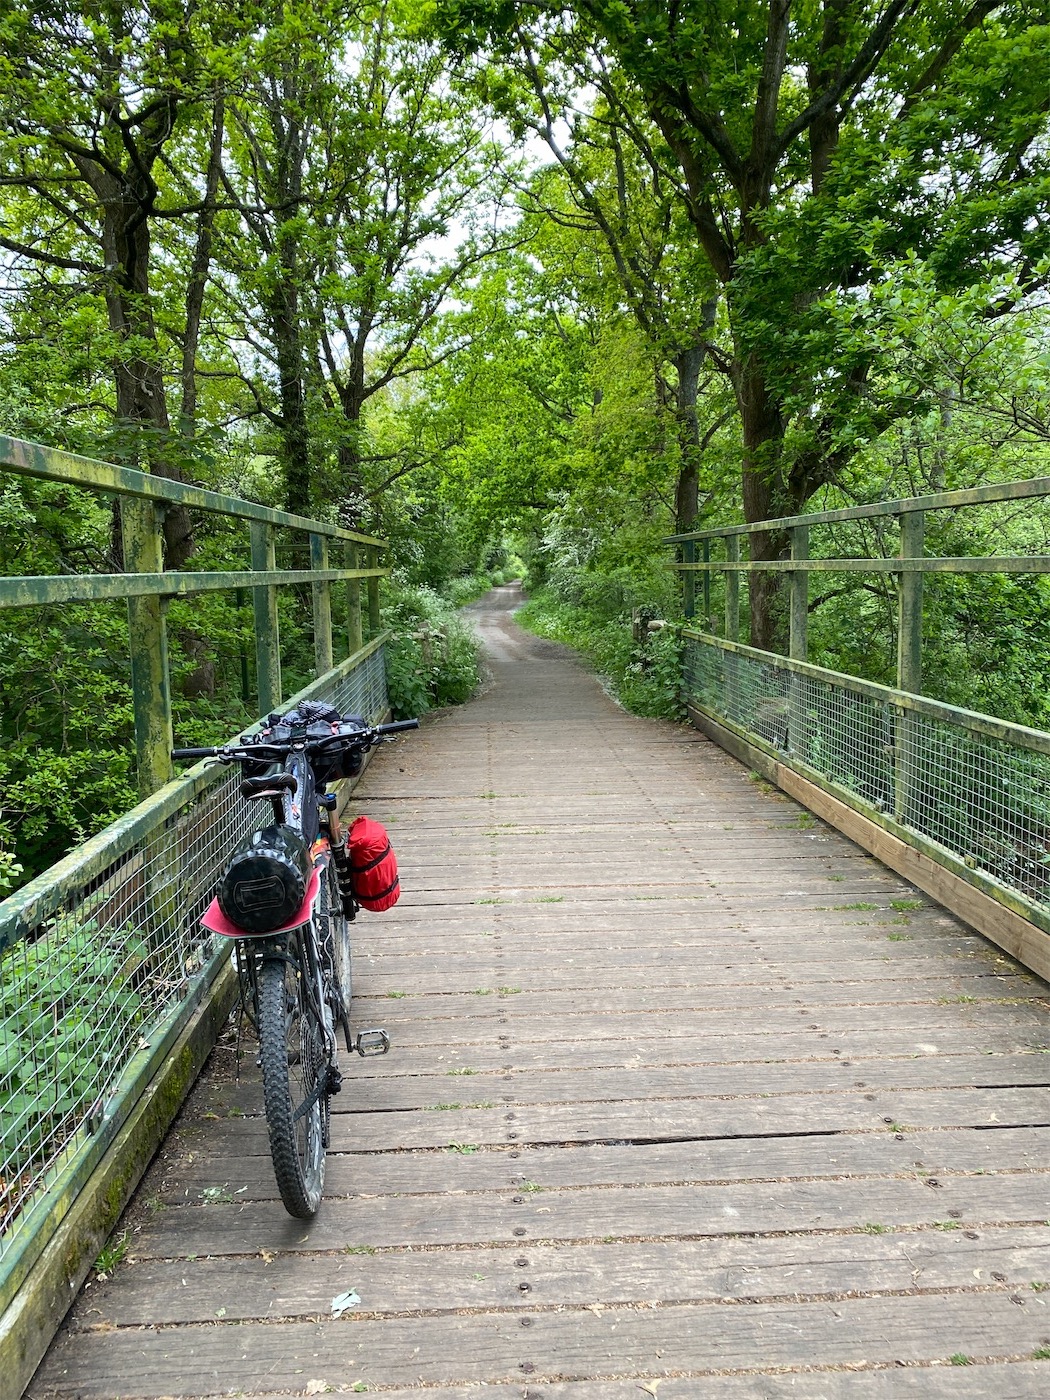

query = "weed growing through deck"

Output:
[[519, 1180, 543, 1193], [94, 1229, 130, 1278], [887, 933, 913, 942], [344, 1245, 376, 1255], [939, 994, 979, 1005], [792, 812, 817, 829], [934, 1221, 960, 1230], [471, 988, 493, 996], [469, 1101, 496, 1109], [891, 899, 925, 911], [426, 1103, 463, 1111], [533, 895, 564, 903], [1031, 1281, 1050, 1291], [446, 1143, 479, 1153], [1032, 1346, 1050, 1360], [475, 898, 506, 905], [826, 874, 845, 881], [447, 1068, 478, 1076], [497, 986, 522, 995], [198, 1185, 234, 1204], [836, 902, 878, 911], [860, 1223, 889, 1234], [950, 1354, 973, 1366], [386, 991, 406, 999]]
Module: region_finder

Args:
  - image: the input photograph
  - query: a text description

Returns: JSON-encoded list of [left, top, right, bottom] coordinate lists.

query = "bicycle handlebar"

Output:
[[171, 717, 419, 764]]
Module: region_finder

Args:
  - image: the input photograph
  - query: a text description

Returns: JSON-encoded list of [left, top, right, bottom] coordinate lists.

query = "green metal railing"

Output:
[[667, 479, 1050, 957], [0, 437, 391, 1362]]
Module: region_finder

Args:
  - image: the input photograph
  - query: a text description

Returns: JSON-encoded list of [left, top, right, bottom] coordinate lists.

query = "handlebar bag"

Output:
[[218, 823, 312, 933], [239, 702, 368, 784], [347, 815, 400, 911]]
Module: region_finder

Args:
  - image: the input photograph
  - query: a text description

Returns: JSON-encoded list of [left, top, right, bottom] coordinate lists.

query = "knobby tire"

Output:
[[322, 862, 353, 1034], [258, 935, 325, 1218]]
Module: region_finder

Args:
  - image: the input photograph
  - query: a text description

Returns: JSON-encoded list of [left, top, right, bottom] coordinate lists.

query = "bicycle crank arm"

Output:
[[354, 1028, 391, 1057]]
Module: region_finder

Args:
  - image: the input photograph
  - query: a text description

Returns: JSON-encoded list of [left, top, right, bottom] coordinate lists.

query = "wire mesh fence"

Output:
[[684, 632, 1050, 917], [0, 644, 388, 1259]]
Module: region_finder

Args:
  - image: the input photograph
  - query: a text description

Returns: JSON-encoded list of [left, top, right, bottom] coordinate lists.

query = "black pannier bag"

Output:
[[239, 700, 368, 785], [218, 824, 312, 933]]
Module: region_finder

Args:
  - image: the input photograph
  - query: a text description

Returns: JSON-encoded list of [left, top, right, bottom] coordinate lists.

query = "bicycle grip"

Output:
[[375, 719, 420, 735], [171, 746, 219, 760]]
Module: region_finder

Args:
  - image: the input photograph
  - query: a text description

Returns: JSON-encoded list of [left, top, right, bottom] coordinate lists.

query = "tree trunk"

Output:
[[673, 345, 703, 534], [102, 191, 194, 569], [737, 350, 789, 651]]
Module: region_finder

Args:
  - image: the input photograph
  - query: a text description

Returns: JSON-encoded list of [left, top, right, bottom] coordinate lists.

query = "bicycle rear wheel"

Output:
[[257, 931, 326, 1218]]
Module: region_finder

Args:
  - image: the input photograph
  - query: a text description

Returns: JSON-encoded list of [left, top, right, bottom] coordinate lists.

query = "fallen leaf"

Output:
[[305, 1382, 328, 1396]]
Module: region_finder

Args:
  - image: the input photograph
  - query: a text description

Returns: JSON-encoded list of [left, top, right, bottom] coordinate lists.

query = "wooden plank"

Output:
[[155, 1126, 1050, 1203], [77, 1226, 1050, 1327], [191, 1023, 1050, 1083], [29, 1293, 1050, 1398], [161, 1370, 1050, 1400], [124, 1165, 1050, 1260], [192, 1053, 1050, 1117]]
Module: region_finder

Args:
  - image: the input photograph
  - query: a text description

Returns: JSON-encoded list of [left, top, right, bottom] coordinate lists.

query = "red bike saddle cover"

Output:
[[348, 815, 400, 911], [202, 863, 321, 938]]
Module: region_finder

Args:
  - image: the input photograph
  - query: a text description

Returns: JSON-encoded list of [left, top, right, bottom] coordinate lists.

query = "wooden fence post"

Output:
[[724, 535, 739, 641], [788, 525, 810, 757], [346, 542, 363, 656], [311, 533, 333, 677], [895, 510, 925, 823], [251, 521, 281, 716], [122, 499, 173, 797], [682, 539, 696, 620], [702, 540, 711, 626], [367, 546, 381, 637]]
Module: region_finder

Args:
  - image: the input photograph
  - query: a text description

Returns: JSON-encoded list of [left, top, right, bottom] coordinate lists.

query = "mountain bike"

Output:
[[172, 710, 418, 1218]]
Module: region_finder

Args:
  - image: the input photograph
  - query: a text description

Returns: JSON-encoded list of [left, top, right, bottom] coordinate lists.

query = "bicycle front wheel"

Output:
[[321, 861, 353, 1022], [257, 932, 326, 1218]]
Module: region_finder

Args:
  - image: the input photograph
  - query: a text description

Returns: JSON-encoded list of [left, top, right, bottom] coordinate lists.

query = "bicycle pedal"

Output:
[[354, 1028, 390, 1057]]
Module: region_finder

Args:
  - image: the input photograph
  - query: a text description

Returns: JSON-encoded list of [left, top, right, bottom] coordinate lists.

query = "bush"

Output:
[[382, 581, 482, 718]]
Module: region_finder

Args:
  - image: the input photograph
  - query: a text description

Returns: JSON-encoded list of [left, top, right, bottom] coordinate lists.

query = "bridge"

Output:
[[2, 439, 1050, 1397]]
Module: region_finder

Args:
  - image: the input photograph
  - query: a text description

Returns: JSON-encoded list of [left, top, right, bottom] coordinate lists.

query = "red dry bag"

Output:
[[347, 815, 400, 911]]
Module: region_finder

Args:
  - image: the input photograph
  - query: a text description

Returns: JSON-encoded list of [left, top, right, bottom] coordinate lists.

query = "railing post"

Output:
[[367, 546, 381, 638], [789, 525, 809, 662], [897, 511, 924, 694], [251, 521, 281, 716], [895, 510, 924, 824], [122, 499, 173, 797], [702, 540, 711, 627], [724, 535, 739, 641], [310, 533, 333, 677], [682, 539, 696, 620], [788, 525, 809, 757], [345, 542, 363, 656]]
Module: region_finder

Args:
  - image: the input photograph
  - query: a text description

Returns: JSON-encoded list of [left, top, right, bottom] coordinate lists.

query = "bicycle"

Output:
[[172, 709, 418, 1218]]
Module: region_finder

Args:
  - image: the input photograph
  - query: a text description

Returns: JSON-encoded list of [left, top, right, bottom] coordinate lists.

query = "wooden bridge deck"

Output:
[[29, 587, 1050, 1398]]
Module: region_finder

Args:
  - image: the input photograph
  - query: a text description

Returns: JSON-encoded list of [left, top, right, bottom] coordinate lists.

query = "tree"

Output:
[[0, 2, 242, 564], [437, 1, 1050, 643]]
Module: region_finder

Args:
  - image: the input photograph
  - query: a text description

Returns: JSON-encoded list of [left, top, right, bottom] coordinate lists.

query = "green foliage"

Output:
[[0, 918, 149, 1189], [382, 581, 482, 718]]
